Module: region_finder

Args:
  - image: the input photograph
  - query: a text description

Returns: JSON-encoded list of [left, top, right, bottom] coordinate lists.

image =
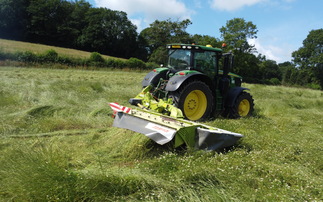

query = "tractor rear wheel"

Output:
[[228, 92, 254, 118], [169, 81, 214, 121]]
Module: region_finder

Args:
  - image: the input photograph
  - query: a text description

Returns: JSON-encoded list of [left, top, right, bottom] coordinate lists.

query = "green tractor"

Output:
[[134, 43, 254, 121]]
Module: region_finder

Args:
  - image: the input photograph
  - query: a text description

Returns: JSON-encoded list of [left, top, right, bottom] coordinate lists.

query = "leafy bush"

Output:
[[88, 52, 106, 67], [56, 55, 74, 66], [145, 62, 160, 69], [306, 82, 321, 90], [269, 78, 281, 85], [107, 58, 127, 68], [42, 49, 58, 62], [15, 51, 37, 63], [106, 58, 116, 67], [0, 49, 9, 60], [89, 52, 104, 63], [127, 57, 146, 69]]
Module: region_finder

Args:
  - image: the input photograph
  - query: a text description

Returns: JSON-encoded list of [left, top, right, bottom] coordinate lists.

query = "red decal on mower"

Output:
[[109, 103, 132, 115]]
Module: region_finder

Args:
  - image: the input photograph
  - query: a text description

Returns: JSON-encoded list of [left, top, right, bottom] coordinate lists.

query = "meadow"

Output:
[[0, 66, 322, 201]]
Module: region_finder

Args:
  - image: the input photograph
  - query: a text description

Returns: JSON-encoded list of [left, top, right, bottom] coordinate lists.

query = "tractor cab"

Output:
[[166, 44, 221, 77]]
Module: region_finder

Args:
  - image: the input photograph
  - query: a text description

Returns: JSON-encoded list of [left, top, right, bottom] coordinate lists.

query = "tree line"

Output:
[[0, 0, 322, 89], [0, 0, 140, 58]]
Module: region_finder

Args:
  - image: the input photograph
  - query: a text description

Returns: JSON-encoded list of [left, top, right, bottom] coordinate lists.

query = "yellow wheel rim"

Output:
[[183, 90, 207, 120], [238, 99, 250, 117]]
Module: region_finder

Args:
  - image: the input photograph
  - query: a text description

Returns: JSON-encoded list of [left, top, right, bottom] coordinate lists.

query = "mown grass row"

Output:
[[0, 67, 322, 201]]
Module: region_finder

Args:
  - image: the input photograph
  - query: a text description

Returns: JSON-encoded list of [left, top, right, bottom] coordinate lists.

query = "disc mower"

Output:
[[110, 43, 254, 151]]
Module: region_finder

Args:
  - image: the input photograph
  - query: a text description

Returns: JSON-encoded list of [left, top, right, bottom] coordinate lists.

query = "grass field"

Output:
[[0, 66, 322, 201]]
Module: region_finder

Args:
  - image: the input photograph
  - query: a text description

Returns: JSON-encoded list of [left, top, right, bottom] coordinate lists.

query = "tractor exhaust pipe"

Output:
[[222, 52, 234, 76]]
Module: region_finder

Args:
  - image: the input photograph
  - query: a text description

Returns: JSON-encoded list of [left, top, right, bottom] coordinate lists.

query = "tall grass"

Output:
[[0, 67, 322, 201]]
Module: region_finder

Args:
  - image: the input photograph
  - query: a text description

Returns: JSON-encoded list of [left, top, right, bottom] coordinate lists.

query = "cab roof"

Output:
[[167, 43, 223, 52]]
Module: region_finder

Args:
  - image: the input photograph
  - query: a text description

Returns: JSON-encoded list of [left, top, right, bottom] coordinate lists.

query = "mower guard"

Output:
[[113, 111, 177, 145], [110, 103, 243, 151]]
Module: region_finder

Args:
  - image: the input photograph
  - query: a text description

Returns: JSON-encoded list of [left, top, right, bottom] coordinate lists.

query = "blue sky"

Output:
[[87, 0, 323, 63]]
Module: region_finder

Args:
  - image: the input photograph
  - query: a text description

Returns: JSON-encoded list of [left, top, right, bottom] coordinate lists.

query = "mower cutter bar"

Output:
[[109, 103, 243, 151]]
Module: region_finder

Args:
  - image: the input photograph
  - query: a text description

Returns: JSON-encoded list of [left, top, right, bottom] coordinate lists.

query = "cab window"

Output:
[[168, 49, 191, 70], [193, 51, 217, 76]]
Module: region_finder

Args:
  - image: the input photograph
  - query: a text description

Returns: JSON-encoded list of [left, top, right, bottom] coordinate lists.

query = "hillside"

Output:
[[0, 38, 120, 60], [0, 67, 322, 201]]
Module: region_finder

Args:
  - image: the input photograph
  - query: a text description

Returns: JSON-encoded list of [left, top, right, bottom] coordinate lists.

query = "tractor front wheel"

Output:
[[227, 92, 254, 118], [170, 81, 214, 121]]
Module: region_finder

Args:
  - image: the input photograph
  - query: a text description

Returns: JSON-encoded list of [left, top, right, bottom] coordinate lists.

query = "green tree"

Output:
[[259, 59, 282, 83], [0, 0, 92, 48], [234, 53, 262, 83], [63, 0, 91, 49], [220, 18, 258, 54], [279, 61, 296, 85], [0, 0, 29, 40], [219, 18, 259, 82], [191, 34, 221, 48], [77, 8, 138, 58], [292, 29, 323, 89], [147, 46, 168, 65], [0, 0, 142, 59], [26, 0, 74, 45], [139, 19, 192, 63]]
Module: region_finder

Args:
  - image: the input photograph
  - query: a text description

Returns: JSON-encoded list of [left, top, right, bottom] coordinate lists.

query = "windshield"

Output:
[[167, 49, 191, 70]]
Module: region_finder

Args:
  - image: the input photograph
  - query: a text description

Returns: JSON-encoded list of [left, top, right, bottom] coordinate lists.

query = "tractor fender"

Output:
[[225, 87, 250, 107], [165, 72, 212, 92], [142, 68, 168, 87]]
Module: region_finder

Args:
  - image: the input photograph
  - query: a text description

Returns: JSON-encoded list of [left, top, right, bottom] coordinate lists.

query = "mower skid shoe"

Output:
[[113, 111, 176, 145], [196, 127, 243, 151]]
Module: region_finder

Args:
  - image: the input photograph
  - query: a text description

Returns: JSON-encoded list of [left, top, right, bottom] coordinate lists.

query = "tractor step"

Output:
[[110, 103, 243, 151]]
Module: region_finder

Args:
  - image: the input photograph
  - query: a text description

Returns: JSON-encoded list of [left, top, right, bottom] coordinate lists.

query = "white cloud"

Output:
[[94, 0, 194, 32], [209, 0, 264, 11], [128, 18, 142, 31], [95, 0, 193, 21], [248, 38, 292, 63]]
